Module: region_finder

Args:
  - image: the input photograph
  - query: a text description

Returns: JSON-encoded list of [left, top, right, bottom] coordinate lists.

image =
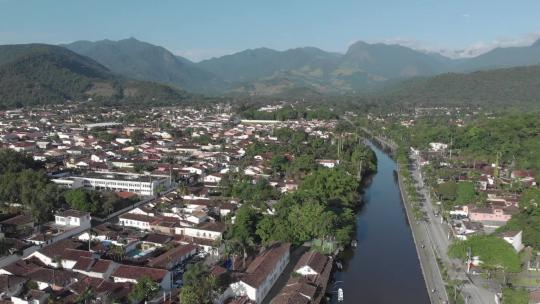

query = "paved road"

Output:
[[410, 154, 495, 304], [398, 166, 449, 304]]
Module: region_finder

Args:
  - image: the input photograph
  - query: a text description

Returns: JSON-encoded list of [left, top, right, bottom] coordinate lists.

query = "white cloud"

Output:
[[174, 48, 239, 62], [367, 32, 540, 59]]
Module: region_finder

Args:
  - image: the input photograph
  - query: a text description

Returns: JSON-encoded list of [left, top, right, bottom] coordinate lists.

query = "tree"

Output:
[[180, 262, 218, 304], [179, 285, 200, 304], [128, 276, 159, 302], [455, 182, 476, 205], [64, 189, 90, 212], [298, 168, 359, 208], [270, 155, 289, 175], [129, 129, 145, 145]]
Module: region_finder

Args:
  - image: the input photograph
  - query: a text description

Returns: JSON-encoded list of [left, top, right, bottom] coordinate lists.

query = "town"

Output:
[[0, 103, 375, 304]]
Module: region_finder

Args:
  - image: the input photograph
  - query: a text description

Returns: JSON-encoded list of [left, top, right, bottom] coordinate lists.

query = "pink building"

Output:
[[463, 204, 518, 226]]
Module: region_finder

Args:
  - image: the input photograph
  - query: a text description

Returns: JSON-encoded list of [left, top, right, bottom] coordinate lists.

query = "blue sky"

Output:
[[1, 0, 540, 61]]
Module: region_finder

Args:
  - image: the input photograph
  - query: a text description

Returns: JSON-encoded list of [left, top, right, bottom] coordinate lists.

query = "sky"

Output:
[[1, 0, 540, 62]]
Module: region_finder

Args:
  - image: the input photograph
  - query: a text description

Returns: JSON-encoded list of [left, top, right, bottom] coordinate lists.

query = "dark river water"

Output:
[[330, 143, 430, 304]]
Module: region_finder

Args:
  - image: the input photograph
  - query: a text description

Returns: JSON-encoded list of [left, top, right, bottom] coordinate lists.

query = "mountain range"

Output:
[[1, 37, 540, 108], [62, 37, 540, 95], [0, 44, 191, 108]]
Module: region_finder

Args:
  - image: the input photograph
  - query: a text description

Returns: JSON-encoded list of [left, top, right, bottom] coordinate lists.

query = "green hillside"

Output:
[[382, 65, 540, 106], [0, 44, 191, 108]]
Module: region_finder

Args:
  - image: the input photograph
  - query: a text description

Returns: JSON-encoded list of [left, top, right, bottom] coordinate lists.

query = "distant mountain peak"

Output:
[[532, 38, 540, 47]]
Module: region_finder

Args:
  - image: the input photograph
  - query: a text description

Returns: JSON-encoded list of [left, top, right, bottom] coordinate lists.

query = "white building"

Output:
[[316, 159, 340, 168], [118, 213, 155, 231], [176, 222, 226, 240], [499, 230, 524, 252], [54, 210, 91, 228], [52, 172, 170, 196], [223, 243, 290, 303]]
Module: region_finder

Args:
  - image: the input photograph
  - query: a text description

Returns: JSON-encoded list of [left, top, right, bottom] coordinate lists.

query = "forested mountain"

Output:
[[61, 38, 540, 96], [198, 47, 341, 83], [200, 42, 454, 94], [0, 44, 191, 108], [458, 38, 540, 72], [63, 38, 226, 93], [381, 64, 540, 106]]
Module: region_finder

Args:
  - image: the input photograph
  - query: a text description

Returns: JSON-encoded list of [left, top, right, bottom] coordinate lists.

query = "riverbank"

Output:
[[329, 142, 429, 304], [396, 163, 449, 304]]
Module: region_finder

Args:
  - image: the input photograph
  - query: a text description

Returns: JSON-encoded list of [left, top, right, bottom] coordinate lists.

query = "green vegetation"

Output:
[[128, 276, 159, 302], [64, 188, 135, 218], [502, 287, 528, 304], [386, 65, 540, 107], [498, 188, 540, 249], [449, 235, 521, 272], [386, 114, 540, 172], [180, 263, 218, 304], [0, 152, 59, 220], [0, 149, 135, 221], [221, 131, 375, 257], [0, 44, 192, 109], [436, 181, 479, 209], [254, 168, 360, 247]]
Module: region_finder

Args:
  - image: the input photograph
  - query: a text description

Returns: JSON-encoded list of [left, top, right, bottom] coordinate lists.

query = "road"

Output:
[[397, 165, 449, 304], [409, 153, 496, 304]]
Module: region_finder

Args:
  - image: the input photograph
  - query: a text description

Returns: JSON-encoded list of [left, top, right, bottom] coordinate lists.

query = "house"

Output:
[[530, 290, 540, 304], [54, 209, 91, 228], [25, 239, 92, 269], [68, 276, 131, 303], [142, 233, 172, 250], [498, 230, 524, 252], [118, 213, 155, 231], [452, 221, 484, 240], [0, 275, 27, 298], [271, 277, 315, 304], [429, 142, 448, 152], [316, 159, 339, 168], [204, 173, 223, 183], [0, 260, 41, 277], [463, 204, 519, 229], [111, 264, 172, 291], [223, 243, 290, 303], [25, 267, 75, 290], [148, 244, 197, 270], [272, 251, 332, 304], [72, 257, 117, 279], [178, 222, 227, 240], [0, 214, 34, 234], [294, 251, 332, 283], [11, 289, 49, 304]]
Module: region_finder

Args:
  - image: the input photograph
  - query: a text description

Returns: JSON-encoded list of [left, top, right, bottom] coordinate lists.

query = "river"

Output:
[[330, 142, 430, 304]]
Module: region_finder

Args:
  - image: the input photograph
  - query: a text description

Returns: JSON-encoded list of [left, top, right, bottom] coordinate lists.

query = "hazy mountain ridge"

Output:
[[61, 37, 540, 96], [63, 38, 227, 93]]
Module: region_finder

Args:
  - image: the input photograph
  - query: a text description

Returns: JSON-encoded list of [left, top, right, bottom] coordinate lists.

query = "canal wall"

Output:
[[396, 164, 448, 304]]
